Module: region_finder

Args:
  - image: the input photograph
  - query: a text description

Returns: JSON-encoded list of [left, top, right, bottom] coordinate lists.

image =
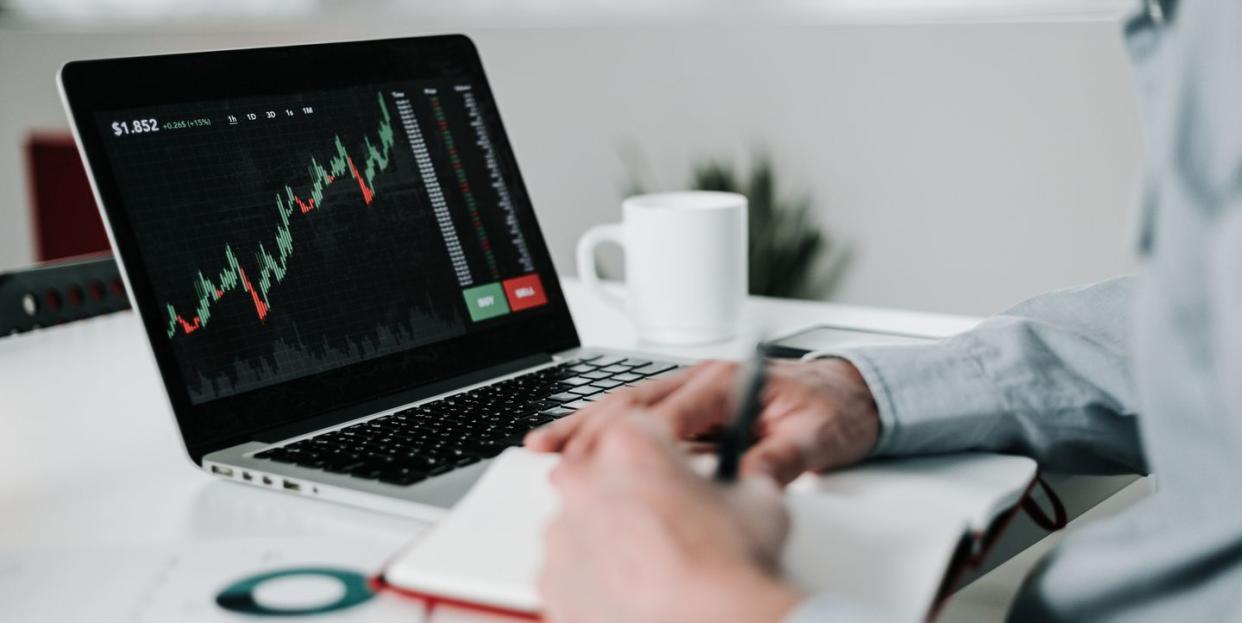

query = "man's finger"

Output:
[[740, 436, 811, 485], [625, 364, 699, 403], [646, 360, 739, 438], [723, 473, 790, 555], [525, 364, 700, 452], [548, 450, 589, 492], [525, 409, 588, 452], [561, 396, 642, 460]]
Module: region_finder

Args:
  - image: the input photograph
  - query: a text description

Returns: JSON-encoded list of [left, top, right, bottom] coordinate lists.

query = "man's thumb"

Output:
[[741, 438, 808, 485]]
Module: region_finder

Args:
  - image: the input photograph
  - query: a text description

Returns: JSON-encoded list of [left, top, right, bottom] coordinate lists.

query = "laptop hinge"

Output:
[[251, 353, 554, 444]]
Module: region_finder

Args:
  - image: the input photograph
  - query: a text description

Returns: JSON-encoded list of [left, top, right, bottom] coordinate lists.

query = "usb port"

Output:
[[283, 480, 301, 492], [241, 472, 253, 482], [262, 475, 273, 485], [210, 465, 234, 477]]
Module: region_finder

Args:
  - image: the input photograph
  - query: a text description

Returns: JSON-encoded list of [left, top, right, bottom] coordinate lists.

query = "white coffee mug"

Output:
[[576, 191, 747, 344]]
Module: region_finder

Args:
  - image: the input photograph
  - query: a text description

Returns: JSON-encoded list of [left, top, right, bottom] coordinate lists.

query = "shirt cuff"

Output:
[[809, 340, 1008, 458]]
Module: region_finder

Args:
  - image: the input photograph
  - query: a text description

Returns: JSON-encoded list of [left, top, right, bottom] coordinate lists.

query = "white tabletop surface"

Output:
[[0, 278, 978, 552]]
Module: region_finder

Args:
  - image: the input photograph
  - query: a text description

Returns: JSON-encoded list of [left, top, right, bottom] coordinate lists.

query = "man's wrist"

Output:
[[806, 357, 883, 460]]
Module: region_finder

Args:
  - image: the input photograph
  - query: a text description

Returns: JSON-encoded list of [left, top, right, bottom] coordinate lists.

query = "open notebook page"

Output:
[[382, 448, 1035, 621], [782, 454, 1036, 620]]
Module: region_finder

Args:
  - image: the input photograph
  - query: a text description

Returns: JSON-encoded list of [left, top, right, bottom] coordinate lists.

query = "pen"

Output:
[[714, 346, 768, 482]]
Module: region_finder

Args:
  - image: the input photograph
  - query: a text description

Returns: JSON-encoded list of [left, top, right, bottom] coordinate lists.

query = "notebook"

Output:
[[378, 447, 1038, 621]]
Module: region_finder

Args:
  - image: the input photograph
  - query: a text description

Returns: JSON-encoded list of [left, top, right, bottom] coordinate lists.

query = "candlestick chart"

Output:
[[98, 86, 443, 402], [101, 82, 547, 404], [162, 93, 395, 340]]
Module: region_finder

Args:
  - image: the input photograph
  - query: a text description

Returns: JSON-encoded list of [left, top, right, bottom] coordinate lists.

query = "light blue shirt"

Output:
[[787, 0, 1242, 619]]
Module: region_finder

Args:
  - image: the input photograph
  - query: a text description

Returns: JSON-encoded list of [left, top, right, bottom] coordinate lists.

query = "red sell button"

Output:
[[502, 273, 548, 312]]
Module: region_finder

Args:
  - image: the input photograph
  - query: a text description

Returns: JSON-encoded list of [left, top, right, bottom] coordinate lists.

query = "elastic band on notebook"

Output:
[[799, 350, 838, 362], [1021, 476, 1068, 531]]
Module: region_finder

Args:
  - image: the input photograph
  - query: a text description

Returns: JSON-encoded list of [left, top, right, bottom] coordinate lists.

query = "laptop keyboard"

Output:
[[252, 355, 680, 486]]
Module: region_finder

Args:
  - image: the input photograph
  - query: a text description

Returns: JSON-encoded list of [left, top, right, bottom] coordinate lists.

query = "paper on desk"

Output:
[[0, 538, 424, 622]]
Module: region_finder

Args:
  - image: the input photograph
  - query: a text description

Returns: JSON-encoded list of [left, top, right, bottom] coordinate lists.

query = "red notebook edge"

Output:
[[927, 471, 1063, 622], [370, 573, 541, 621]]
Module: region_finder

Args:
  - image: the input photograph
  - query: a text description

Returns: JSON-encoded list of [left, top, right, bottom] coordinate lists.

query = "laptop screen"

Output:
[[61, 37, 578, 460], [97, 82, 549, 404]]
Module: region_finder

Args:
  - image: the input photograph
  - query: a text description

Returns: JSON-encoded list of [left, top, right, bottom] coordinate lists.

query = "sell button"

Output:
[[502, 273, 548, 312], [462, 282, 511, 321]]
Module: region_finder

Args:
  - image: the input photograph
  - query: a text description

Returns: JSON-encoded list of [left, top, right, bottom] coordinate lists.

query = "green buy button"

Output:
[[462, 282, 510, 321]]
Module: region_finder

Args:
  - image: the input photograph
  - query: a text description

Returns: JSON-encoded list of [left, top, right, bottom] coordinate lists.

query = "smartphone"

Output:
[[762, 325, 934, 359]]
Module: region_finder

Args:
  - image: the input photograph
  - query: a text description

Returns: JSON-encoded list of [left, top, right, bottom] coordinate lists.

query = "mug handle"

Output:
[[576, 223, 627, 313]]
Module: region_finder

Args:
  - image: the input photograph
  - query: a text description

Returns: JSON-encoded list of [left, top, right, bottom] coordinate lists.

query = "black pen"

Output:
[[714, 347, 768, 482]]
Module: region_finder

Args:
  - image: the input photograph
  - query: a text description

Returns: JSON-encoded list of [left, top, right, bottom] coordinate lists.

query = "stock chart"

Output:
[[101, 82, 547, 403]]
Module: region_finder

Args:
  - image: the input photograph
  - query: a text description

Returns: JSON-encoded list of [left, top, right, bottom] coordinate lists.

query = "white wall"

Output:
[[0, 12, 1141, 316]]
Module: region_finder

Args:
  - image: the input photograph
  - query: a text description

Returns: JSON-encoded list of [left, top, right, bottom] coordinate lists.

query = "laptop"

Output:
[[58, 35, 686, 520]]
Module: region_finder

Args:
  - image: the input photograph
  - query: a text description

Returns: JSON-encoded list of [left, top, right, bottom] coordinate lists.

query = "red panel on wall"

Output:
[[25, 132, 111, 262]]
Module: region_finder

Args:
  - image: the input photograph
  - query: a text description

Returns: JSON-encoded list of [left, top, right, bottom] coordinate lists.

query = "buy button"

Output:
[[462, 282, 511, 322]]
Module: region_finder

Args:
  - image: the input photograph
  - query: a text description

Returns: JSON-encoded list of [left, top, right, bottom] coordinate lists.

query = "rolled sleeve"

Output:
[[809, 276, 1146, 474], [831, 340, 1007, 458]]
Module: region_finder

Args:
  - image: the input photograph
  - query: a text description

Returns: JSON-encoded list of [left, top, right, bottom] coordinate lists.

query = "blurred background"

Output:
[[0, 0, 1141, 315]]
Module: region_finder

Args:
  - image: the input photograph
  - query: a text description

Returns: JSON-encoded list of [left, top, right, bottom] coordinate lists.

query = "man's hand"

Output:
[[540, 415, 803, 623], [526, 358, 881, 483]]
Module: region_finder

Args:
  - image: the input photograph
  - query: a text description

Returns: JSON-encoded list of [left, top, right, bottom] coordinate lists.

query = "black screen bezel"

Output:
[[59, 35, 579, 464]]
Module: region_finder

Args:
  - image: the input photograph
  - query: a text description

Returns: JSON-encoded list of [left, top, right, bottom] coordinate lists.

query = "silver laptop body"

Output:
[[58, 35, 689, 521]]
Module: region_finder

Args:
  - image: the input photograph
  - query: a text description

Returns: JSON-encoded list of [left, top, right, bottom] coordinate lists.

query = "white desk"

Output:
[[0, 278, 1133, 594]]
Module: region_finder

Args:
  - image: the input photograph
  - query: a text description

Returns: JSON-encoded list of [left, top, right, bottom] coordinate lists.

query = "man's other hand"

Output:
[[540, 415, 802, 623], [526, 358, 881, 484]]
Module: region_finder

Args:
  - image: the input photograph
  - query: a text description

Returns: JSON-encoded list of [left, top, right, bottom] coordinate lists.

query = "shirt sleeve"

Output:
[[824, 276, 1146, 474]]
